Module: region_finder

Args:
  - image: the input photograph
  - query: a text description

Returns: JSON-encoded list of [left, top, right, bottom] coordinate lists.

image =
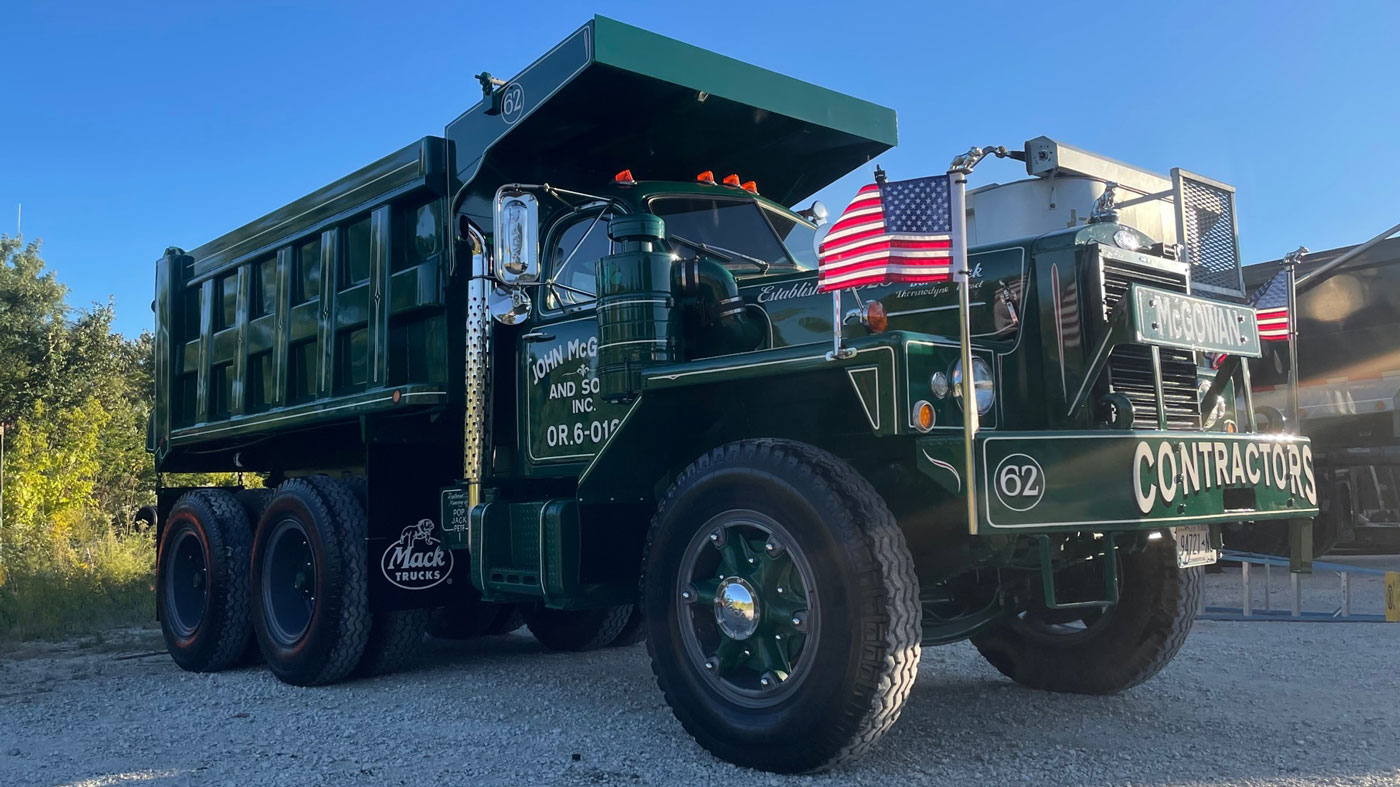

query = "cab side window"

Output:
[[545, 210, 612, 310]]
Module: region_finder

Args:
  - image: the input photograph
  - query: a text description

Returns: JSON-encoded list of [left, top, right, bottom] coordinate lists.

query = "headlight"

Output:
[[1113, 228, 1145, 251], [929, 371, 949, 399], [951, 357, 994, 415]]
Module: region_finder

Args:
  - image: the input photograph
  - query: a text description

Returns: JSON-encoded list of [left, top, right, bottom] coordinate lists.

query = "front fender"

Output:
[[576, 337, 913, 505]]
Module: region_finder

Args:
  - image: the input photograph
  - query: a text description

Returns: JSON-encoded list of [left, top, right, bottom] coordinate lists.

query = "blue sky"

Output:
[[3, 0, 1397, 336]]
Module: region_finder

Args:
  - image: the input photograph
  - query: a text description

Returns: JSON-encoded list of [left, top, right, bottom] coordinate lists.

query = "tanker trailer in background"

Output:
[[1244, 237, 1400, 554]]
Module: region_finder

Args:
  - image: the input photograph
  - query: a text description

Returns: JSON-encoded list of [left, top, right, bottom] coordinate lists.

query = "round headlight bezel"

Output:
[[950, 357, 995, 415], [930, 371, 949, 399]]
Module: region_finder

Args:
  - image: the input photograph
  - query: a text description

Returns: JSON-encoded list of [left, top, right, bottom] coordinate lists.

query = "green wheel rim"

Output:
[[675, 510, 819, 708]]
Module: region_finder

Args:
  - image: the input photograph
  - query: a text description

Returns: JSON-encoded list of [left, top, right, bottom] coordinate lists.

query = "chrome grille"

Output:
[[1176, 172, 1244, 297], [1099, 256, 1189, 320], [1096, 251, 1200, 430], [1107, 345, 1201, 429]]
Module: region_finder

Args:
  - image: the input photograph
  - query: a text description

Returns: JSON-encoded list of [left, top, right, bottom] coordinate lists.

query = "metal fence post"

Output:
[[1242, 561, 1252, 617], [1291, 572, 1302, 617], [1263, 562, 1271, 612], [1340, 571, 1351, 618]]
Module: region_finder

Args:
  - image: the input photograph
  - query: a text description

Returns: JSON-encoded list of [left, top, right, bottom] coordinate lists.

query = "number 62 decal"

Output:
[[993, 453, 1045, 511]]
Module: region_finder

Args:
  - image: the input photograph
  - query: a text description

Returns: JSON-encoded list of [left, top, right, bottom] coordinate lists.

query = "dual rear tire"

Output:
[[158, 476, 423, 685]]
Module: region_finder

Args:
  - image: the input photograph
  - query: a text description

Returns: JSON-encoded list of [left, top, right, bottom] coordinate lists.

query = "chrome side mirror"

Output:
[[487, 284, 532, 325], [798, 200, 829, 226], [493, 187, 539, 284]]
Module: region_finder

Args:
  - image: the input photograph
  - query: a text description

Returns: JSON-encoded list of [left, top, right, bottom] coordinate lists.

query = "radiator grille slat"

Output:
[[1097, 256, 1200, 430]]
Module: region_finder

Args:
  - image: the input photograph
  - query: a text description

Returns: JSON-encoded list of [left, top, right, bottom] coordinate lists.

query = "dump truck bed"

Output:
[[151, 138, 454, 463], [150, 15, 897, 469]]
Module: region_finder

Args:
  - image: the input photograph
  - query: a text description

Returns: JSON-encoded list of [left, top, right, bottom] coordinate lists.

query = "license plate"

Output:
[[1172, 525, 1218, 568]]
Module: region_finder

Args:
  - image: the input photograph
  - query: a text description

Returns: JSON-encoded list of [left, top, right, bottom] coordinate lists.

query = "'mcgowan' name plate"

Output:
[[1132, 284, 1261, 358]]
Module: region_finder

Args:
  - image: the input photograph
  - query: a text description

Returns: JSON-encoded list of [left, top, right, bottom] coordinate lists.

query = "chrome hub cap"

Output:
[[714, 577, 760, 640], [676, 511, 819, 707]]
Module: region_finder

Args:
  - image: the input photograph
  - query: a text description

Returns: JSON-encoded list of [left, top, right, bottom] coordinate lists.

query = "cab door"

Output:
[[520, 206, 630, 470]]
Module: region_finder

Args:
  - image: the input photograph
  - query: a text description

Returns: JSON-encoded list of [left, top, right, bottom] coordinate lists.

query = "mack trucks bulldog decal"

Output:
[[381, 518, 454, 590]]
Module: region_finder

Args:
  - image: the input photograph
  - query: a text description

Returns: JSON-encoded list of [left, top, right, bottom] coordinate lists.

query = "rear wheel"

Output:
[[342, 476, 427, 677], [157, 489, 253, 672], [609, 606, 646, 647], [972, 535, 1200, 694], [524, 605, 632, 651], [643, 439, 920, 773], [251, 476, 370, 686], [355, 608, 428, 677]]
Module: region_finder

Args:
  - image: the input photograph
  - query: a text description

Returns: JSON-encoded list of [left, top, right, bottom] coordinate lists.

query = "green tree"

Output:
[[0, 235, 67, 426]]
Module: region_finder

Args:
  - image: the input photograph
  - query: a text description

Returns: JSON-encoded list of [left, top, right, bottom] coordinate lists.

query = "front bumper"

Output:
[[918, 430, 1318, 533]]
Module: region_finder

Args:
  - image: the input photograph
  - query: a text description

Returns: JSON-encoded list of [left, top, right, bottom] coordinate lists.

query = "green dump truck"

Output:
[[149, 17, 1316, 773]]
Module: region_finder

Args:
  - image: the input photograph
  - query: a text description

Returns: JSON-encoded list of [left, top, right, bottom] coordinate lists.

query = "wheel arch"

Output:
[[577, 368, 888, 508]]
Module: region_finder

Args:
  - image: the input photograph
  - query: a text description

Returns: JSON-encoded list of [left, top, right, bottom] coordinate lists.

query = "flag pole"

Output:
[[1282, 246, 1306, 431], [949, 148, 984, 536]]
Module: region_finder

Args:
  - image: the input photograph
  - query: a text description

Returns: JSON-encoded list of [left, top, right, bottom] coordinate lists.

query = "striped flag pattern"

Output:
[[817, 175, 954, 292], [1248, 268, 1291, 341]]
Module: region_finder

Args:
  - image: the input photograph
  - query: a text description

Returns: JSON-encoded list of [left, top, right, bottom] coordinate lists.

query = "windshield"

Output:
[[649, 196, 816, 272]]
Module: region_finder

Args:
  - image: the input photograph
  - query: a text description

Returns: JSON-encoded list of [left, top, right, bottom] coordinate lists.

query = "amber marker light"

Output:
[[696, 170, 716, 184], [863, 301, 888, 333], [913, 400, 936, 432], [1225, 421, 1237, 433], [741, 180, 758, 194], [723, 173, 741, 187], [614, 169, 636, 185]]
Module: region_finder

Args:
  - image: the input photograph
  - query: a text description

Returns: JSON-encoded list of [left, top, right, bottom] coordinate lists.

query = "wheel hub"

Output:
[[713, 577, 760, 640]]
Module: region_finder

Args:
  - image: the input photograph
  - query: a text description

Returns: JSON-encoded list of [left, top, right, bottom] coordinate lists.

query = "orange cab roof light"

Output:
[[614, 169, 636, 184], [722, 173, 741, 187], [740, 180, 758, 194], [696, 170, 716, 184]]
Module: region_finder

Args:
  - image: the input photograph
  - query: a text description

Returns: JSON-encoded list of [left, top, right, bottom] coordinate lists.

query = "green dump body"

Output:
[[150, 16, 895, 472]]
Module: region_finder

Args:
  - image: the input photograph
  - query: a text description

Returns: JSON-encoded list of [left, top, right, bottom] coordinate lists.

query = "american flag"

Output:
[[817, 175, 954, 292], [1248, 268, 1291, 341]]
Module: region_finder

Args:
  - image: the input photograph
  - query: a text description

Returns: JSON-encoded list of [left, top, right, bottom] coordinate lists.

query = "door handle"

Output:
[[521, 331, 555, 343]]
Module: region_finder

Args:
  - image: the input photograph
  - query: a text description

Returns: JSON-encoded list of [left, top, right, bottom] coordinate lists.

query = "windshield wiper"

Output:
[[669, 234, 770, 273]]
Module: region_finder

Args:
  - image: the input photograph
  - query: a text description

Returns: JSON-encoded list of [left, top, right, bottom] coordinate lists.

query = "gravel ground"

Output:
[[2, 567, 1398, 787]]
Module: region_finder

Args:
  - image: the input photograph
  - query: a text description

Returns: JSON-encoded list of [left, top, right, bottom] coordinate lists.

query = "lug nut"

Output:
[[764, 540, 784, 556], [703, 659, 715, 671]]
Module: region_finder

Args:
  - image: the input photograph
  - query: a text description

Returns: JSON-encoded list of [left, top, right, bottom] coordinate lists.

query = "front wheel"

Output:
[[971, 534, 1201, 695], [643, 439, 920, 773]]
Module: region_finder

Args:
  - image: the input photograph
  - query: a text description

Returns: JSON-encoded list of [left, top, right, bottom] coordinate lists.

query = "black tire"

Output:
[[338, 475, 429, 676], [157, 489, 253, 673], [483, 604, 526, 635], [524, 605, 633, 651], [355, 608, 428, 677], [609, 606, 646, 647], [229, 487, 276, 664], [251, 476, 371, 686], [971, 535, 1200, 695], [643, 439, 920, 774], [234, 488, 274, 526]]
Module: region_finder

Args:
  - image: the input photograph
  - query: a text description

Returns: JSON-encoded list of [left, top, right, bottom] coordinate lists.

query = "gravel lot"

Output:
[[3, 565, 1398, 787]]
